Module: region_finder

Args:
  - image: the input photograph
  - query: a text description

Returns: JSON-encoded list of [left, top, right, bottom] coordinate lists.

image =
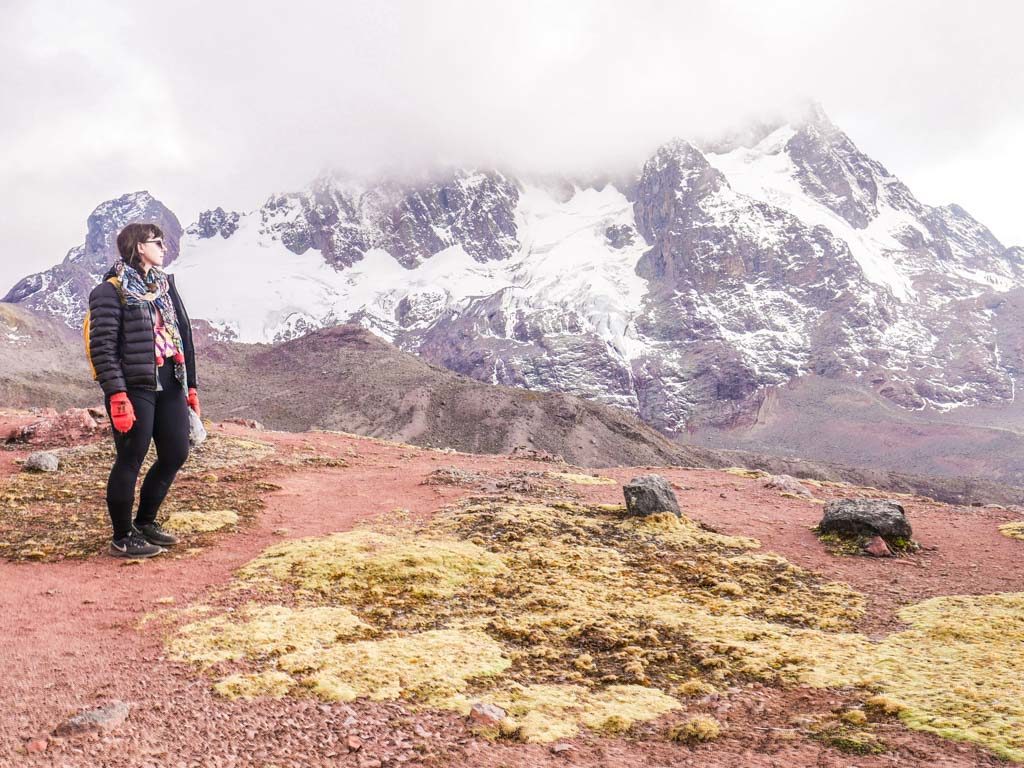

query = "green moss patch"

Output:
[[816, 530, 918, 557]]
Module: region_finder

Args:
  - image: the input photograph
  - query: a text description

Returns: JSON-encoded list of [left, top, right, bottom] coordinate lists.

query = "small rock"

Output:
[[818, 499, 912, 540], [23, 451, 59, 473], [864, 535, 893, 558], [25, 738, 48, 754], [764, 474, 813, 498], [53, 701, 130, 737], [623, 474, 681, 517], [550, 742, 574, 754], [346, 733, 363, 752], [469, 701, 507, 728], [413, 724, 431, 738]]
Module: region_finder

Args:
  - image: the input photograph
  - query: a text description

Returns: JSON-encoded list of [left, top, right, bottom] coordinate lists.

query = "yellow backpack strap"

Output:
[[83, 309, 97, 380], [106, 275, 124, 303]]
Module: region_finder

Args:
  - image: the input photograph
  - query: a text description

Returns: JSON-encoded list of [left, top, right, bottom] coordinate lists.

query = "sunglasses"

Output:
[[143, 239, 167, 250]]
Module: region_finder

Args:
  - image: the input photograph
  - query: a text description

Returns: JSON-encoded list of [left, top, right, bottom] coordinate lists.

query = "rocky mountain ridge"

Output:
[[5, 104, 1022, 431]]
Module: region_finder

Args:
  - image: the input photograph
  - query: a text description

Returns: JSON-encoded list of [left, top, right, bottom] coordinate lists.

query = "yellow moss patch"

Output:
[[999, 522, 1024, 541], [723, 467, 769, 479], [213, 670, 294, 700], [668, 714, 721, 743], [546, 472, 616, 486], [675, 679, 716, 697], [489, 683, 680, 743], [617, 509, 761, 551], [238, 529, 508, 602], [167, 496, 1024, 757], [280, 629, 510, 705], [164, 508, 239, 533], [840, 708, 868, 725], [865, 695, 907, 716], [167, 604, 371, 668], [871, 593, 1024, 762]]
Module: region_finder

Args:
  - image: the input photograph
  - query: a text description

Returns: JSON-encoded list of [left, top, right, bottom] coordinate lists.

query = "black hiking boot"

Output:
[[109, 528, 163, 559], [135, 522, 179, 547]]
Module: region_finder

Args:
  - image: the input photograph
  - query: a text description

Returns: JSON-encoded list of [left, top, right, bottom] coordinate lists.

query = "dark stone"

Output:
[[818, 499, 912, 541], [186, 207, 241, 239], [604, 224, 635, 249], [53, 701, 130, 737], [623, 474, 681, 517]]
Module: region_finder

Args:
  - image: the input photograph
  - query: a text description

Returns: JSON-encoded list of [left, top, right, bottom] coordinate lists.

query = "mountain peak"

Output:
[[794, 100, 837, 132]]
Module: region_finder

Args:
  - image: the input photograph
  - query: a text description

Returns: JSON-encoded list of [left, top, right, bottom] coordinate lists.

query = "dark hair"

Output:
[[116, 223, 163, 268]]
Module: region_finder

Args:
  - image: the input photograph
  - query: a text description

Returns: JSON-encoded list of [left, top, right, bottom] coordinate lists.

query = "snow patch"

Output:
[[707, 127, 918, 301], [170, 184, 653, 360]]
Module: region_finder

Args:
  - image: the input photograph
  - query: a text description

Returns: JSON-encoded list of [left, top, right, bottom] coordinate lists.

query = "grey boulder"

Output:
[[23, 451, 59, 473], [818, 499, 912, 541], [623, 474, 681, 517], [53, 701, 130, 737]]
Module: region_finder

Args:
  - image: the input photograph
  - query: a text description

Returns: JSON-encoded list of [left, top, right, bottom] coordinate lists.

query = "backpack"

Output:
[[82, 276, 124, 381]]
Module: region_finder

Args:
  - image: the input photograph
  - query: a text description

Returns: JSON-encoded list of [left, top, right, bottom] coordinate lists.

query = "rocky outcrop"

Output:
[[187, 207, 241, 239], [629, 135, 897, 430], [259, 171, 519, 269]]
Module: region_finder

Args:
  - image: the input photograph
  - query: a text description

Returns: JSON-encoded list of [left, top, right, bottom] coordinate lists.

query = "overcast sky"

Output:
[[2, 0, 1022, 295]]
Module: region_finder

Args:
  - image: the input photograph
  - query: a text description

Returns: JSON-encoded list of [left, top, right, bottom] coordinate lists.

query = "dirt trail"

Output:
[[1, 423, 1020, 767]]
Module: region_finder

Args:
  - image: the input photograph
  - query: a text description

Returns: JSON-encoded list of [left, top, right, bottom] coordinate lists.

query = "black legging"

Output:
[[104, 362, 190, 539]]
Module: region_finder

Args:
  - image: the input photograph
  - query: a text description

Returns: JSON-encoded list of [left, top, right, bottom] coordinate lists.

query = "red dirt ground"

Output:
[[1, 422, 1021, 767]]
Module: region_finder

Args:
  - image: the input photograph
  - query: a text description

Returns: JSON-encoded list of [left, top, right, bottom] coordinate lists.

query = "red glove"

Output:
[[109, 392, 135, 433], [188, 388, 201, 418]]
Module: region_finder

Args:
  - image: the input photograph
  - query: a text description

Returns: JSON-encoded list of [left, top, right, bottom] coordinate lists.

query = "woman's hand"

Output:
[[109, 392, 136, 433], [188, 388, 201, 418]]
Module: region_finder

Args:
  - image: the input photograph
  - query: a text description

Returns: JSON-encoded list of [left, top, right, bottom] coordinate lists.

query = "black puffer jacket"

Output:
[[86, 267, 198, 397]]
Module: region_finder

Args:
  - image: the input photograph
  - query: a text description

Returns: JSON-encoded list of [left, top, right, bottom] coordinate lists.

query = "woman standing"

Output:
[[85, 222, 201, 558]]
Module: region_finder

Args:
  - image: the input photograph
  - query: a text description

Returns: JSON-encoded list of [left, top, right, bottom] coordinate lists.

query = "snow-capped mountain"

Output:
[[4, 194, 183, 325], [6, 104, 1022, 431]]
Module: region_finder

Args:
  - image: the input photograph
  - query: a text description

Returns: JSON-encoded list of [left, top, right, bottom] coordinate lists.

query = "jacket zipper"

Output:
[[147, 302, 159, 391]]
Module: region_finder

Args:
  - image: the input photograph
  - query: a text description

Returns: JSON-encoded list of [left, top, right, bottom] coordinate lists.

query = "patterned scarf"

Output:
[[113, 259, 187, 387]]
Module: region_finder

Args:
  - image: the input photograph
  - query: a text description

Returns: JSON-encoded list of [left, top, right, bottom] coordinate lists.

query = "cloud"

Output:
[[2, 0, 1023, 294]]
